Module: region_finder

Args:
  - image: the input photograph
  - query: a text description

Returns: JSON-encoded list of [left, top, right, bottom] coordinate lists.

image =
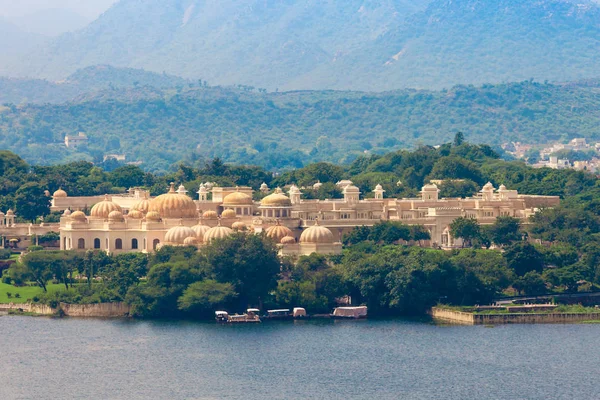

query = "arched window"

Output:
[[115, 238, 123, 250], [153, 239, 160, 250], [94, 238, 101, 249], [132, 238, 138, 249], [77, 238, 85, 249]]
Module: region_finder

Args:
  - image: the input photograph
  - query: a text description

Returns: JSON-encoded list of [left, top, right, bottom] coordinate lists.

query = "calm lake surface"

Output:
[[1, 316, 600, 400]]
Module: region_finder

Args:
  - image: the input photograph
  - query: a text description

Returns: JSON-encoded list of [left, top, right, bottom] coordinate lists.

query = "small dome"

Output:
[[202, 210, 218, 219], [177, 184, 188, 194], [300, 220, 334, 244], [289, 184, 301, 194], [131, 194, 151, 214], [146, 211, 162, 222], [343, 185, 360, 194], [313, 182, 323, 189], [128, 210, 144, 219], [165, 222, 197, 245], [265, 220, 293, 243], [222, 190, 253, 206], [232, 221, 247, 231], [375, 184, 383, 190], [221, 209, 237, 218], [336, 180, 353, 188], [148, 183, 197, 219], [53, 188, 67, 198], [261, 191, 292, 207], [91, 195, 122, 219], [63, 209, 72, 216], [498, 184, 507, 191], [482, 182, 494, 190], [108, 210, 124, 222], [191, 223, 211, 241], [204, 222, 234, 243], [0, 211, 4, 216], [280, 235, 296, 245], [183, 236, 199, 246], [70, 211, 87, 221], [422, 183, 439, 191], [6, 209, 14, 216]]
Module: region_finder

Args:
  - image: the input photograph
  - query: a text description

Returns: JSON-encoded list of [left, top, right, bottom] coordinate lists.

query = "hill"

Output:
[[4, 0, 600, 91], [0, 65, 190, 104], [1, 80, 599, 172]]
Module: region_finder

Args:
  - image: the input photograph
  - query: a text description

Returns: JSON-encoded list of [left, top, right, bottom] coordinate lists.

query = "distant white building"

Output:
[[65, 132, 88, 149]]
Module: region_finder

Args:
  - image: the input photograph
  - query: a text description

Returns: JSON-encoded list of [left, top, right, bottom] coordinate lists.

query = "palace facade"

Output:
[[56, 181, 560, 256]]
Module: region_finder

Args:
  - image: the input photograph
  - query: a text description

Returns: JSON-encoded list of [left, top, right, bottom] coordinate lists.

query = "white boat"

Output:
[[332, 306, 368, 319]]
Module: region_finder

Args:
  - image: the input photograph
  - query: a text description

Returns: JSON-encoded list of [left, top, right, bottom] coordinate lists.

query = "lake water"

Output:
[[1, 316, 600, 399]]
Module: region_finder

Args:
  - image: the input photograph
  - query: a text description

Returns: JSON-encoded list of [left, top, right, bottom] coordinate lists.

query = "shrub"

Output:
[[0, 249, 11, 260], [14, 293, 20, 298], [6, 292, 12, 298]]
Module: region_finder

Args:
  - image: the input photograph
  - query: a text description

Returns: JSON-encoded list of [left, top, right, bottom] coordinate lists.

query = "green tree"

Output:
[[178, 280, 237, 314], [488, 216, 521, 246], [15, 182, 50, 221], [513, 271, 546, 295], [504, 242, 544, 277], [204, 233, 280, 308], [449, 217, 480, 247]]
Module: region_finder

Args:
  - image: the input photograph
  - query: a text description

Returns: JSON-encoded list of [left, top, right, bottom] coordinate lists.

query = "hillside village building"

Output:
[[64, 132, 89, 149], [54, 181, 560, 256]]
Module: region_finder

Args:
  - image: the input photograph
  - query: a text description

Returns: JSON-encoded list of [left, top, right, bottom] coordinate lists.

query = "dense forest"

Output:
[[2, 138, 600, 317], [1, 79, 600, 171]]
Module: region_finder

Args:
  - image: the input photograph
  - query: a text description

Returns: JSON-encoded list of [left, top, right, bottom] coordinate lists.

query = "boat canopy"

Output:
[[267, 309, 290, 313], [247, 308, 260, 313], [215, 311, 228, 316]]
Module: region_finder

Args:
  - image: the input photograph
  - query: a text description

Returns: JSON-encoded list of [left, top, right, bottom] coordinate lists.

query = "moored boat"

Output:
[[332, 306, 368, 319], [215, 309, 261, 323], [264, 309, 292, 320]]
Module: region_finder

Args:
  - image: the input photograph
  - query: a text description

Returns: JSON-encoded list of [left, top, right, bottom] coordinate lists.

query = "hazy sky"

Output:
[[0, 0, 118, 18]]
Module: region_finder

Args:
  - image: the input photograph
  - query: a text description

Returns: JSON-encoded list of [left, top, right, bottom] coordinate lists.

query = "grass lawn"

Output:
[[0, 282, 64, 304]]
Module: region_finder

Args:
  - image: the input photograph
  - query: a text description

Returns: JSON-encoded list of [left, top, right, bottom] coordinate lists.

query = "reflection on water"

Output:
[[1, 316, 599, 399]]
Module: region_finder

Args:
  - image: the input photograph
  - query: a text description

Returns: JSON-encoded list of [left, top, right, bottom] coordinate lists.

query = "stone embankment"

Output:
[[0, 302, 130, 317], [430, 307, 600, 324]]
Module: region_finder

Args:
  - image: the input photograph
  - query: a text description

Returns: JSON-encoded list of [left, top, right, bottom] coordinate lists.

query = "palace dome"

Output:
[[232, 221, 247, 231], [183, 236, 199, 246], [300, 220, 335, 244], [223, 190, 253, 206], [70, 211, 87, 221], [108, 210, 124, 222], [63, 209, 72, 217], [131, 195, 151, 214], [204, 222, 234, 243], [165, 223, 197, 245], [343, 185, 360, 193], [221, 209, 237, 218], [128, 210, 144, 219], [261, 191, 292, 207], [202, 210, 218, 219], [53, 188, 67, 198], [90, 195, 122, 219], [6, 209, 14, 216], [148, 183, 197, 219], [265, 220, 293, 243], [146, 211, 162, 222], [280, 235, 296, 245], [191, 223, 211, 241]]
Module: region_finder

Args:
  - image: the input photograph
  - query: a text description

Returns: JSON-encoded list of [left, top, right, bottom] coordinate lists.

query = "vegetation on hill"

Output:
[[2, 80, 600, 171], [0, 65, 190, 104]]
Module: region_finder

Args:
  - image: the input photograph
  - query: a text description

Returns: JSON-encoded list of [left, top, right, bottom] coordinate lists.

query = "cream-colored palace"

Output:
[[54, 181, 559, 256]]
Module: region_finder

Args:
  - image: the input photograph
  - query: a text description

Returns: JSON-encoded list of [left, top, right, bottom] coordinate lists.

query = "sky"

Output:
[[0, 0, 117, 19]]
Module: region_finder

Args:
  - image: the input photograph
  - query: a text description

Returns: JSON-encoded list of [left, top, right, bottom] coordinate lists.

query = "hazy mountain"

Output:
[[14, 0, 430, 88], [318, 0, 600, 90], [0, 19, 47, 75], [4, 0, 600, 91], [0, 66, 189, 104]]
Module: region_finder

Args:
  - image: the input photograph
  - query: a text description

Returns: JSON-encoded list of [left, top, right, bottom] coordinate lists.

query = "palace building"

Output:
[[56, 181, 560, 256]]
